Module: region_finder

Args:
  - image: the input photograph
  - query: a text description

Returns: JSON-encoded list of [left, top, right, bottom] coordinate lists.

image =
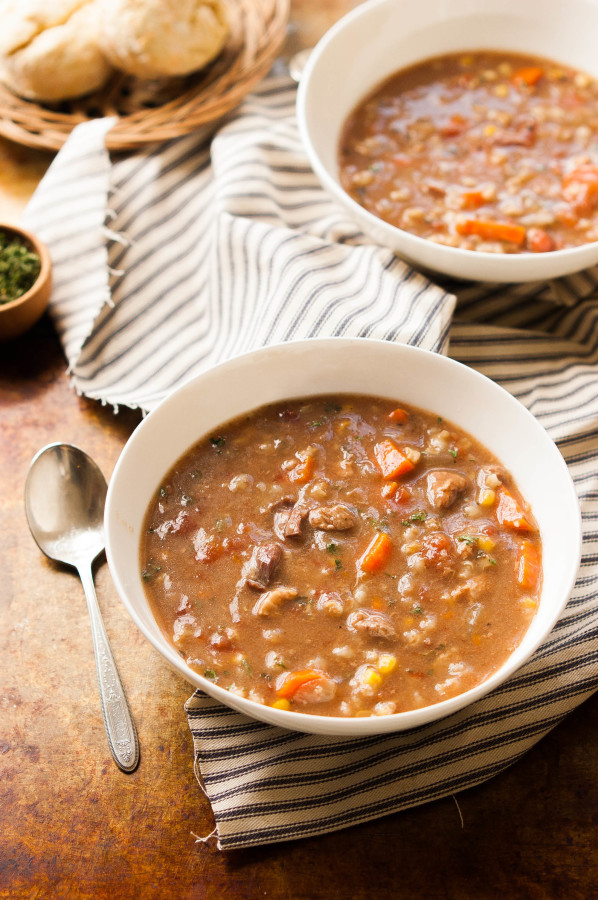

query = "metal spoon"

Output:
[[24, 443, 139, 773]]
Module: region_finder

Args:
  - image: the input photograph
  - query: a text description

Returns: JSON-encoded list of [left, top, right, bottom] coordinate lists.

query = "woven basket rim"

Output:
[[0, 0, 289, 152]]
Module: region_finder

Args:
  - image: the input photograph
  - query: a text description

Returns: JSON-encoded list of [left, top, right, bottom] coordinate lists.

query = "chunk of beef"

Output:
[[308, 504, 357, 531], [243, 542, 283, 590], [252, 586, 298, 616], [426, 470, 469, 509], [273, 501, 308, 539], [346, 608, 396, 639]]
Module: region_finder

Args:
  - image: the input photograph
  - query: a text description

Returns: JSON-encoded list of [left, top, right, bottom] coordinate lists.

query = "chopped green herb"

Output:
[[203, 669, 218, 681], [275, 659, 286, 669], [334, 559, 343, 570], [260, 673, 272, 681], [457, 535, 477, 545], [413, 604, 424, 616], [181, 493, 193, 505], [326, 542, 338, 554], [401, 511, 427, 526], [478, 551, 497, 565], [0, 231, 41, 304], [210, 436, 226, 451], [449, 448, 458, 459], [241, 659, 252, 675], [368, 516, 390, 532], [191, 470, 202, 479], [141, 561, 162, 582]]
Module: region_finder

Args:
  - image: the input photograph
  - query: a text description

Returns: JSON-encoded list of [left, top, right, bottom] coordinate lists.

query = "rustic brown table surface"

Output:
[[1, 4, 597, 898]]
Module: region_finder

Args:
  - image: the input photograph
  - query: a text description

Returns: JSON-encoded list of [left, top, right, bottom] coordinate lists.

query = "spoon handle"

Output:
[[78, 562, 140, 773]]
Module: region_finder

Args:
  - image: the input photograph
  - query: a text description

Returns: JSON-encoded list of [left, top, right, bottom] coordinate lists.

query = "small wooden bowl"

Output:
[[0, 223, 52, 341]]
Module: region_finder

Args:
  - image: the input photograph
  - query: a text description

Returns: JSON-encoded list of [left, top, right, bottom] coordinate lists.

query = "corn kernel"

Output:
[[483, 125, 496, 136], [478, 488, 496, 507], [363, 667, 382, 689], [404, 616, 415, 627], [378, 654, 397, 675], [494, 83, 509, 97], [520, 597, 538, 610], [477, 536, 496, 552], [272, 698, 291, 711]]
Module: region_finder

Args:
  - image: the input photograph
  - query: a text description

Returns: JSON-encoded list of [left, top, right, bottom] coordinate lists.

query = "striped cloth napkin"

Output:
[[22, 74, 598, 850]]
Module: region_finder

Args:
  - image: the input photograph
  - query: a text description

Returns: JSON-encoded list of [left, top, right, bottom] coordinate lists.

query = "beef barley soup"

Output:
[[141, 395, 542, 718], [339, 50, 598, 254]]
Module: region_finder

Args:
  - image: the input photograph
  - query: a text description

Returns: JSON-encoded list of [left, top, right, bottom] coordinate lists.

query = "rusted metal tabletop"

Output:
[[1, 3, 597, 897]]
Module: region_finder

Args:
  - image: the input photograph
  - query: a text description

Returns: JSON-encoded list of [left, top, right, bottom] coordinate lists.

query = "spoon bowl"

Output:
[[25, 443, 139, 773], [25, 443, 106, 568]]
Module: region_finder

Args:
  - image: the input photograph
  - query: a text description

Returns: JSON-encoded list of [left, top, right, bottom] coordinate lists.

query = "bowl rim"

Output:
[[295, 0, 598, 283], [0, 221, 52, 312], [105, 336, 582, 735]]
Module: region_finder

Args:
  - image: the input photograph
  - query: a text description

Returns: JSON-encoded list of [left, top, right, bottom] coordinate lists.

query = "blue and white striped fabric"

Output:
[[23, 74, 598, 850]]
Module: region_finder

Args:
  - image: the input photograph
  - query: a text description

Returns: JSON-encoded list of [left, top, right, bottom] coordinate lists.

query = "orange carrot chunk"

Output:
[[388, 407, 409, 423], [374, 439, 415, 479], [358, 532, 393, 574], [517, 540, 541, 589], [496, 487, 535, 532], [462, 190, 487, 209], [527, 227, 555, 253], [288, 453, 315, 484], [276, 668, 326, 699], [456, 219, 527, 245], [512, 66, 544, 87]]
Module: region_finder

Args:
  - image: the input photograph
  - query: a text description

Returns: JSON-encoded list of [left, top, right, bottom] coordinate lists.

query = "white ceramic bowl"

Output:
[[105, 338, 581, 735], [296, 0, 598, 283]]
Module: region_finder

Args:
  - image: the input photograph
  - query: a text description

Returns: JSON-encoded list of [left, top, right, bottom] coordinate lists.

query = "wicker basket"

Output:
[[0, 0, 289, 152]]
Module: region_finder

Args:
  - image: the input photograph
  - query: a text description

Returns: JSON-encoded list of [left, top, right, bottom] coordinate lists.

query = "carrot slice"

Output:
[[358, 532, 393, 574], [456, 219, 526, 245], [496, 487, 535, 532], [276, 669, 326, 699], [374, 439, 415, 479], [512, 66, 544, 87], [388, 407, 409, 423], [517, 540, 541, 589]]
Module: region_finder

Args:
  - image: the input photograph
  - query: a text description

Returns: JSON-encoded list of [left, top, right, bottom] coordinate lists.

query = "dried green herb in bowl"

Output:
[[0, 230, 41, 304], [0, 223, 51, 341]]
